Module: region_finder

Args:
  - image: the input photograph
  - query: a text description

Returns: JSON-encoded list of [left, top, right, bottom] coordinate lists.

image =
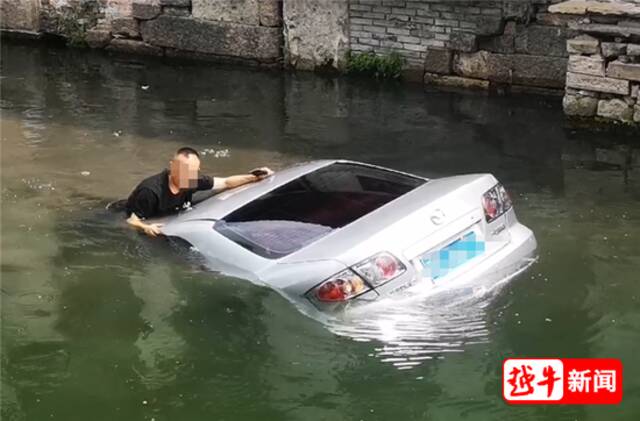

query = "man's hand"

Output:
[[143, 223, 164, 237], [127, 213, 164, 238], [222, 167, 275, 190], [250, 167, 274, 180]]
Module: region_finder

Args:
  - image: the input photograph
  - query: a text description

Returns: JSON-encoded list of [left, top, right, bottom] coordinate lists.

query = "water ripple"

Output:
[[323, 277, 513, 369]]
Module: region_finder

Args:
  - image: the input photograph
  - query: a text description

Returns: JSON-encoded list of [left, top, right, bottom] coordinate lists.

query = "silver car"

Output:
[[161, 160, 537, 315]]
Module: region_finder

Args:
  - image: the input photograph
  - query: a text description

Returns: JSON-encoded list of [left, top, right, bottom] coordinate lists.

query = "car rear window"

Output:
[[214, 163, 426, 258]]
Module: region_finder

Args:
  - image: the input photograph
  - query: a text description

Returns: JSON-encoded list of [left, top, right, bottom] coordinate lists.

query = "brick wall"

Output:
[[349, 0, 511, 67], [348, 0, 573, 90]]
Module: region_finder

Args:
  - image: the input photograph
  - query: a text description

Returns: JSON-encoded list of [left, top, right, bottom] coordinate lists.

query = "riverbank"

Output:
[[2, 1, 640, 125]]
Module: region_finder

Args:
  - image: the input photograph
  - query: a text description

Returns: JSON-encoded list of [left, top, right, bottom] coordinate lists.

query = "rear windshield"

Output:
[[214, 163, 426, 258]]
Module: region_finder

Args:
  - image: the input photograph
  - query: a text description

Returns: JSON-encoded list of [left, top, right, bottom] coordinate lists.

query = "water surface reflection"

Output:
[[2, 42, 639, 421]]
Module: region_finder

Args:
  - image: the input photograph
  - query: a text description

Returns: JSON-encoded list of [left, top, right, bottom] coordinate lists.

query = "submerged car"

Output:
[[161, 160, 537, 314]]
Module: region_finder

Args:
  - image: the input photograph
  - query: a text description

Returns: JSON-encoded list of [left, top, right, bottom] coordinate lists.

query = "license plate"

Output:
[[420, 231, 485, 280]]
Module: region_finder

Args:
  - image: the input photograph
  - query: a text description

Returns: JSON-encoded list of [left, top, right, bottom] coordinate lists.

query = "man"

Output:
[[126, 147, 273, 237]]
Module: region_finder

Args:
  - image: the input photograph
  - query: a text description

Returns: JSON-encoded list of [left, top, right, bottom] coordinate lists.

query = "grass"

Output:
[[56, 2, 101, 48], [346, 50, 405, 80]]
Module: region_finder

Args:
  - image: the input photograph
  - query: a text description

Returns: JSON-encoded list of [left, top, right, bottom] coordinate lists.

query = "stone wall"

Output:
[[1, 0, 283, 66], [348, 0, 574, 90], [284, 0, 349, 70], [0, 0, 40, 31], [554, 1, 640, 124]]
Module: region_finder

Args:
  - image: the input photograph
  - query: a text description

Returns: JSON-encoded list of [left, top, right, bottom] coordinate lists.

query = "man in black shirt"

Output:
[[126, 147, 273, 237]]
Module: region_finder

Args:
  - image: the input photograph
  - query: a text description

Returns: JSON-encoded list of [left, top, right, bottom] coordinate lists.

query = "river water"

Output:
[[1, 42, 639, 421]]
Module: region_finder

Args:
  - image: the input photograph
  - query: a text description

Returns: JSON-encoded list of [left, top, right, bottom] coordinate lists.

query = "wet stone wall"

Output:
[[98, 0, 282, 65], [0, 0, 283, 66], [554, 1, 640, 124], [349, 0, 572, 91]]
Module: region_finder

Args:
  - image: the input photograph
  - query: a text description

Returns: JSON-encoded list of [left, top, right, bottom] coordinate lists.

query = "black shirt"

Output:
[[126, 169, 215, 219]]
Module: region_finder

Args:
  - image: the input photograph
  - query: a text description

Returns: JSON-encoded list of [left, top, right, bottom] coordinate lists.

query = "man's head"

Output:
[[169, 147, 201, 189]]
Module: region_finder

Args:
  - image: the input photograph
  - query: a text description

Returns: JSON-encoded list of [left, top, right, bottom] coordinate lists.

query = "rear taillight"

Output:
[[482, 183, 512, 223], [309, 252, 406, 303], [354, 252, 406, 287], [313, 270, 369, 302]]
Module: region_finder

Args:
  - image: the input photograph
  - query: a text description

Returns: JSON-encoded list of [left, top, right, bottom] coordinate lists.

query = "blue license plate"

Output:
[[420, 231, 485, 280]]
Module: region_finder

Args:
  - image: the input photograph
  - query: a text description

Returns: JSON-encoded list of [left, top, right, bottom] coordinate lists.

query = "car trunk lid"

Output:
[[282, 173, 503, 264]]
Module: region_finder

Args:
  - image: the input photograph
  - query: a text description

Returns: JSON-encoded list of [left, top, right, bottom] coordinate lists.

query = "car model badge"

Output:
[[430, 209, 445, 225]]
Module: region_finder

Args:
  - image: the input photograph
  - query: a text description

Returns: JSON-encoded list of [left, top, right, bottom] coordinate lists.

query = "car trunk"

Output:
[[281, 173, 510, 267]]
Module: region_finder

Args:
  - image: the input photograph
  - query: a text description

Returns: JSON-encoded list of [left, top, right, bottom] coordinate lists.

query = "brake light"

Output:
[[482, 183, 512, 223], [314, 270, 369, 302], [309, 253, 405, 304], [354, 252, 406, 287]]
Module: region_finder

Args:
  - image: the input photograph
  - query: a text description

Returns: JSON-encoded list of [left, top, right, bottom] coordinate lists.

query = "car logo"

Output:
[[430, 209, 445, 225]]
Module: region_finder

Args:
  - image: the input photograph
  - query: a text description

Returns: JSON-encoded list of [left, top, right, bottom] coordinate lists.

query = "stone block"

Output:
[[567, 35, 599, 54], [607, 60, 640, 82], [566, 72, 629, 95], [536, 12, 582, 27], [192, 0, 260, 25], [475, 16, 504, 36], [284, 0, 349, 70], [563, 94, 599, 116], [632, 84, 639, 98], [479, 21, 515, 54], [569, 22, 640, 38], [450, 32, 477, 52], [424, 72, 489, 90], [634, 104, 640, 122], [132, 1, 162, 20], [85, 29, 112, 49], [549, 0, 640, 17], [111, 18, 140, 38], [259, 0, 281, 27], [504, 1, 534, 21], [163, 6, 190, 16], [567, 87, 599, 97], [105, 38, 164, 56], [601, 42, 627, 58], [0, 0, 40, 30], [628, 44, 640, 56], [159, 0, 190, 6], [454, 51, 568, 88], [424, 48, 452, 74], [140, 15, 281, 61], [597, 98, 634, 122], [515, 24, 570, 57], [568, 55, 605, 76]]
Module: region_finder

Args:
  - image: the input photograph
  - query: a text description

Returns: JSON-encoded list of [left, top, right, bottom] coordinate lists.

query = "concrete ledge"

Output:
[[424, 72, 489, 90], [140, 16, 282, 61], [454, 51, 568, 88], [0, 29, 43, 40], [164, 47, 281, 68], [106, 39, 164, 56]]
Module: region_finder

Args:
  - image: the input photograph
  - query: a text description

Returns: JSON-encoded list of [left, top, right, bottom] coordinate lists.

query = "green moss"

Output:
[[55, 2, 100, 48], [57, 16, 88, 47], [346, 50, 405, 80]]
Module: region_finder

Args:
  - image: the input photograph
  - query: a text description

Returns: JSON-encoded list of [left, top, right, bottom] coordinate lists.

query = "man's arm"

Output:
[[215, 167, 274, 191], [127, 213, 163, 237], [126, 189, 163, 237]]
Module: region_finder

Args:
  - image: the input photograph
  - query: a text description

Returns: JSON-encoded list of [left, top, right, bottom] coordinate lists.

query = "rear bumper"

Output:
[[375, 222, 537, 298]]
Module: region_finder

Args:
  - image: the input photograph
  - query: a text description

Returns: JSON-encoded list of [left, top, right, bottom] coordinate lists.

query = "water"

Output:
[[1, 42, 639, 421]]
